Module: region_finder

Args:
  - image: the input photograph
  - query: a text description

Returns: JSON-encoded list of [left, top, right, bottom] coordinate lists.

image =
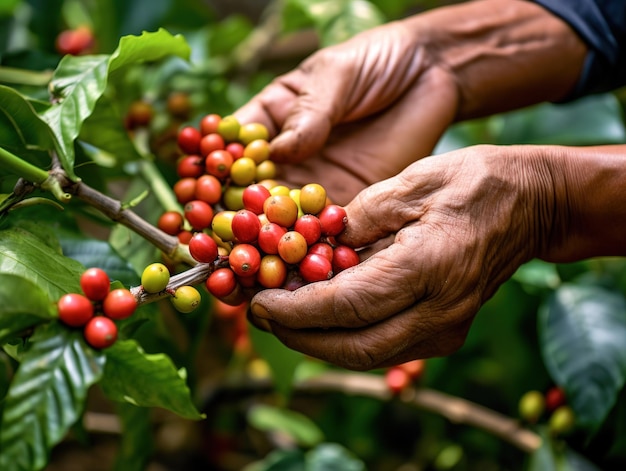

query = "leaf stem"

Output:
[[0, 147, 49, 184]]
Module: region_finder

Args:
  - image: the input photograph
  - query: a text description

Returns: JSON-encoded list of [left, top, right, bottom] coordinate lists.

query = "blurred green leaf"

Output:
[[513, 259, 561, 290], [112, 402, 154, 471], [306, 442, 366, 471], [528, 428, 602, 471], [101, 339, 204, 420], [208, 15, 253, 57], [539, 283, 626, 429], [0, 322, 105, 471], [249, 326, 303, 398], [0, 274, 55, 343], [42, 29, 190, 180], [243, 448, 305, 471], [248, 404, 324, 448], [0, 227, 84, 300]]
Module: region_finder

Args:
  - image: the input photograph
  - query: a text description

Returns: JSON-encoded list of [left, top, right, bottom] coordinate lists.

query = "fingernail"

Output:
[[251, 301, 270, 319]]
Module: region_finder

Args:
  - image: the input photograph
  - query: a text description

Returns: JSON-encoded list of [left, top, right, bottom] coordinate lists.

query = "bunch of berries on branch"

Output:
[[158, 114, 360, 300]]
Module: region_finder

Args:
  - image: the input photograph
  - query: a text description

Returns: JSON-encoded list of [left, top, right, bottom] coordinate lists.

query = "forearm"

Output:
[[541, 145, 626, 262], [403, 0, 588, 120]]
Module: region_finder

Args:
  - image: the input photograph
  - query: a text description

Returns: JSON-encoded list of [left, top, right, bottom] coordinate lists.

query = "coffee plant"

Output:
[[1, 0, 626, 470]]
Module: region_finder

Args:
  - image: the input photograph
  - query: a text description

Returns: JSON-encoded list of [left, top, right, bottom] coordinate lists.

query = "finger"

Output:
[[250, 237, 428, 330]]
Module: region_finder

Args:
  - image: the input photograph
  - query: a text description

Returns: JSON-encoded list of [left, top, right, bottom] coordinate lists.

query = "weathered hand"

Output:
[[248, 145, 555, 370]]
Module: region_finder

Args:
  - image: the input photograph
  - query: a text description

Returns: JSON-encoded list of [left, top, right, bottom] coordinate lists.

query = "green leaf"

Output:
[[306, 443, 366, 471], [0, 274, 55, 343], [528, 428, 602, 471], [0, 322, 105, 471], [0, 85, 54, 153], [41, 29, 190, 180], [249, 326, 303, 398], [243, 449, 305, 471], [0, 227, 84, 300], [112, 402, 154, 471], [248, 404, 324, 448], [101, 339, 204, 420], [539, 283, 626, 429]]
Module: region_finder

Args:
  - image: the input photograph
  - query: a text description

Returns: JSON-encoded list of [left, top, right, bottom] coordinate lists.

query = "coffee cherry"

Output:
[[200, 133, 225, 157], [195, 174, 222, 204], [184, 200, 214, 231], [242, 183, 271, 215], [264, 195, 298, 228], [173, 178, 197, 204], [217, 115, 241, 142], [243, 139, 270, 163], [205, 149, 234, 180], [171, 285, 201, 313], [80, 268, 110, 301], [206, 268, 238, 298], [158, 211, 184, 236], [308, 242, 334, 262], [84, 316, 118, 349], [177, 126, 202, 155], [55, 26, 94, 56], [385, 366, 411, 395], [299, 183, 327, 215], [398, 359, 426, 380], [103, 288, 137, 320], [230, 157, 256, 186], [545, 386, 567, 412], [258, 222, 287, 255], [232, 209, 261, 243], [294, 214, 322, 246], [269, 185, 290, 196], [238, 122, 269, 145], [229, 244, 261, 277], [257, 255, 288, 288], [299, 253, 333, 282], [177, 230, 193, 244], [166, 92, 192, 119], [518, 390, 545, 424], [549, 405, 575, 436], [212, 211, 236, 242], [277, 231, 308, 264], [226, 142, 245, 159], [222, 185, 245, 211], [58, 293, 94, 327], [255, 160, 276, 181], [200, 114, 221, 135], [177, 155, 204, 178], [141, 263, 170, 293], [189, 232, 219, 263], [318, 204, 347, 236], [332, 245, 360, 273], [125, 100, 154, 129]]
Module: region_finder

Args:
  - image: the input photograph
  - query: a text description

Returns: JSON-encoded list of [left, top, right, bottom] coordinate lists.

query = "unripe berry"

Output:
[[518, 390, 545, 424], [141, 263, 170, 293], [549, 405, 575, 436], [171, 285, 202, 313]]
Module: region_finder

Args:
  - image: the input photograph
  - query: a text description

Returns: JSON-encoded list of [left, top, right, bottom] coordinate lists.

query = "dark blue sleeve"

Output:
[[531, 0, 626, 99]]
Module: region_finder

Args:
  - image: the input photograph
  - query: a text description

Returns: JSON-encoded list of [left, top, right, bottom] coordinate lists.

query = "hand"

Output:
[[248, 145, 557, 370], [235, 19, 458, 204]]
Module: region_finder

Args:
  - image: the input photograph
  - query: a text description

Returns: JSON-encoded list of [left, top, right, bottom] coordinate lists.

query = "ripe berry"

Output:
[[518, 390, 546, 424], [84, 316, 118, 349], [194, 174, 222, 204], [184, 200, 214, 231], [125, 100, 154, 129], [243, 183, 271, 215], [189, 232, 219, 263], [257, 255, 287, 288], [173, 178, 197, 204], [332, 245, 360, 273], [277, 231, 308, 264], [158, 211, 184, 236], [200, 114, 221, 135], [205, 149, 234, 180], [229, 244, 261, 277], [55, 26, 95, 56], [177, 155, 204, 178], [177, 126, 202, 155], [177, 230, 193, 244], [299, 253, 333, 282], [226, 142, 245, 159], [206, 268, 238, 298], [232, 209, 262, 243], [308, 242, 334, 262], [58, 293, 94, 327], [103, 288, 137, 320], [141, 263, 171, 293], [171, 285, 201, 313], [258, 222, 287, 254], [200, 133, 225, 157], [398, 359, 426, 380], [318, 204, 347, 236], [264, 195, 298, 228], [80, 268, 110, 301], [166, 92, 192, 119], [385, 366, 411, 395], [299, 183, 327, 215], [545, 386, 567, 412], [294, 214, 322, 246]]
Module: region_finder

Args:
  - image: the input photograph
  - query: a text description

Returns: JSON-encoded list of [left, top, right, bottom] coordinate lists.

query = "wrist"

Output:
[[405, 0, 587, 121]]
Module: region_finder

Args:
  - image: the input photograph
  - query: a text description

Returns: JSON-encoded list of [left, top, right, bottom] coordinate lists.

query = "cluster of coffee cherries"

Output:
[[157, 113, 360, 300], [57, 268, 137, 349], [518, 386, 575, 436], [140, 262, 202, 314]]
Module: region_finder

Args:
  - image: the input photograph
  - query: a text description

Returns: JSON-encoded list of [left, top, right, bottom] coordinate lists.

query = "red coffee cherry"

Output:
[[299, 253, 333, 282], [58, 293, 94, 327], [195, 174, 222, 205], [158, 211, 184, 236], [80, 268, 110, 301], [258, 222, 287, 255], [229, 244, 261, 277], [385, 366, 411, 395], [332, 245, 360, 273], [545, 386, 567, 412], [294, 214, 322, 246], [226, 142, 245, 159], [232, 209, 262, 243], [189, 232, 219, 263], [173, 178, 197, 204], [205, 149, 234, 180], [200, 133, 225, 157], [177, 155, 204, 179], [318, 204, 347, 236], [200, 113, 221, 135], [184, 200, 214, 231], [308, 242, 334, 263], [264, 195, 298, 228], [243, 183, 271, 215], [55, 26, 95, 56], [103, 288, 137, 320], [206, 268, 238, 298], [177, 126, 202, 154], [84, 316, 118, 349]]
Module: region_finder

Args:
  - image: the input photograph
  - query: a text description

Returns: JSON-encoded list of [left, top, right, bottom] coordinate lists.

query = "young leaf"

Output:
[[247, 404, 325, 448], [0, 322, 105, 471], [539, 283, 626, 430], [41, 29, 190, 180], [0, 227, 84, 300], [0, 274, 55, 343], [101, 339, 204, 420]]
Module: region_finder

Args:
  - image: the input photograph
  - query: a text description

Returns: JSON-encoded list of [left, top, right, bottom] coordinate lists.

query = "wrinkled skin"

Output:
[[235, 20, 458, 204], [247, 146, 557, 370]]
